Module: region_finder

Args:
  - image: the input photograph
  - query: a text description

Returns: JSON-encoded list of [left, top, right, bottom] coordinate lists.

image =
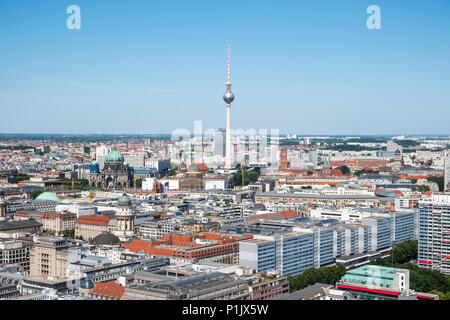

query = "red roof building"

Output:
[[90, 281, 125, 300], [122, 233, 252, 262]]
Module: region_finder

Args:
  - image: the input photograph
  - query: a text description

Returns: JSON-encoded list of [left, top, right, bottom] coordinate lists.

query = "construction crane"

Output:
[[56, 178, 75, 191], [88, 192, 95, 215]]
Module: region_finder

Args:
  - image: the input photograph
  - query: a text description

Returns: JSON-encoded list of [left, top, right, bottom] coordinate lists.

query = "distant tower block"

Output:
[[223, 43, 235, 170]]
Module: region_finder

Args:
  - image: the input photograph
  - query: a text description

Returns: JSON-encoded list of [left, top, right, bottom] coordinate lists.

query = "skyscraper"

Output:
[[223, 43, 235, 169], [96, 145, 111, 170], [418, 194, 450, 275], [212, 128, 226, 157], [444, 155, 450, 192]]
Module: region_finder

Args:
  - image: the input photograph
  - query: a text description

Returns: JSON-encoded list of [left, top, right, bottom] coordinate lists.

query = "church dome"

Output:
[[90, 232, 121, 246], [90, 161, 100, 173], [105, 150, 124, 162], [36, 192, 61, 203], [118, 194, 131, 207]]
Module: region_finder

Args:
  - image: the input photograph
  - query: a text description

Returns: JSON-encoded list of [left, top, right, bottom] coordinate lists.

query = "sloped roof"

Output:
[[280, 210, 299, 219], [77, 214, 114, 226], [91, 281, 125, 299]]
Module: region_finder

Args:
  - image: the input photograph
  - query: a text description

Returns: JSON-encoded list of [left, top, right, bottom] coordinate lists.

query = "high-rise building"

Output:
[[96, 146, 111, 170], [212, 128, 226, 157], [418, 194, 450, 275], [386, 140, 403, 153], [444, 156, 450, 192]]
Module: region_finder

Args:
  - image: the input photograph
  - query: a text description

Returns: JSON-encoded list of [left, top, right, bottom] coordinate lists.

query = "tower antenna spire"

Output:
[[227, 42, 231, 83]]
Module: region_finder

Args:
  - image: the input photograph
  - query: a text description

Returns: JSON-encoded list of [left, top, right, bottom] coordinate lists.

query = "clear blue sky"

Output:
[[1, 0, 449, 135]]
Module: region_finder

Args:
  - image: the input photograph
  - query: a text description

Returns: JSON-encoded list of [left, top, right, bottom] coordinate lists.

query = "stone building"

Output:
[[29, 237, 69, 278], [112, 194, 135, 242], [88, 149, 134, 189], [42, 212, 77, 236], [179, 164, 205, 190], [75, 214, 115, 241]]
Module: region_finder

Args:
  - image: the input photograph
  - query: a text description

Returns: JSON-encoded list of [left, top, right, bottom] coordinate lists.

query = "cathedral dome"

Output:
[[105, 150, 124, 162], [118, 194, 131, 207]]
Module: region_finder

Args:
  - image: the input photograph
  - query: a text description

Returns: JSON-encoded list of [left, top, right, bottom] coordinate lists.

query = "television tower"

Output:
[[223, 43, 235, 169]]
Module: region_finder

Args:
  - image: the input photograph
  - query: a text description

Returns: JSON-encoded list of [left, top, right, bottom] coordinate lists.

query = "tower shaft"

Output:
[[225, 104, 232, 169]]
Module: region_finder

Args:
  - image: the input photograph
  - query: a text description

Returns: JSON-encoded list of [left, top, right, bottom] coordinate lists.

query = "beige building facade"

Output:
[[29, 237, 69, 278]]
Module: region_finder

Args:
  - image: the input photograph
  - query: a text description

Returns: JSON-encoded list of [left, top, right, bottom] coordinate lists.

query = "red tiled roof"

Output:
[[280, 210, 299, 218], [76, 214, 114, 226], [91, 281, 125, 300], [43, 213, 76, 220], [195, 163, 209, 172]]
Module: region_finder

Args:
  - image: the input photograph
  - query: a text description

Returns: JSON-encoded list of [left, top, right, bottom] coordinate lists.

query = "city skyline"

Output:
[[1, 0, 449, 135]]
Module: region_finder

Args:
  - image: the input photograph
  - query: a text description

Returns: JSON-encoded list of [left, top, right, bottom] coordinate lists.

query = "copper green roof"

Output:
[[340, 265, 405, 289], [35, 192, 61, 203], [118, 194, 131, 207], [105, 150, 124, 162]]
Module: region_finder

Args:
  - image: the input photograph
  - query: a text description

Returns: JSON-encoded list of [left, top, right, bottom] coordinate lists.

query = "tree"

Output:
[[287, 265, 347, 292], [63, 228, 75, 239], [31, 189, 44, 199], [410, 178, 417, 184], [390, 240, 418, 264], [353, 169, 374, 177], [338, 165, 350, 175], [427, 176, 444, 192], [413, 185, 430, 193], [233, 169, 259, 187], [167, 168, 177, 176]]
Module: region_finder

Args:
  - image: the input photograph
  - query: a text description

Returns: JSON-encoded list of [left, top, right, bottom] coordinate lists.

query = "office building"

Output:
[[418, 194, 450, 274], [123, 272, 250, 300], [29, 237, 69, 277]]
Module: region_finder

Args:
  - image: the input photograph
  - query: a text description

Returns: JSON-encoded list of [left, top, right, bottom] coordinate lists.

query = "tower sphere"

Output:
[[223, 91, 234, 104]]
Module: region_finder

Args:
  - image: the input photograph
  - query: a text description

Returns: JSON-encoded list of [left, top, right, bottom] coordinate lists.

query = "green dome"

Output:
[[118, 194, 131, 207], [36, 192, 61, 203], [61, 199, 73, 204], [123, 161, 129, 166], [105, 150, 124, 162]]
